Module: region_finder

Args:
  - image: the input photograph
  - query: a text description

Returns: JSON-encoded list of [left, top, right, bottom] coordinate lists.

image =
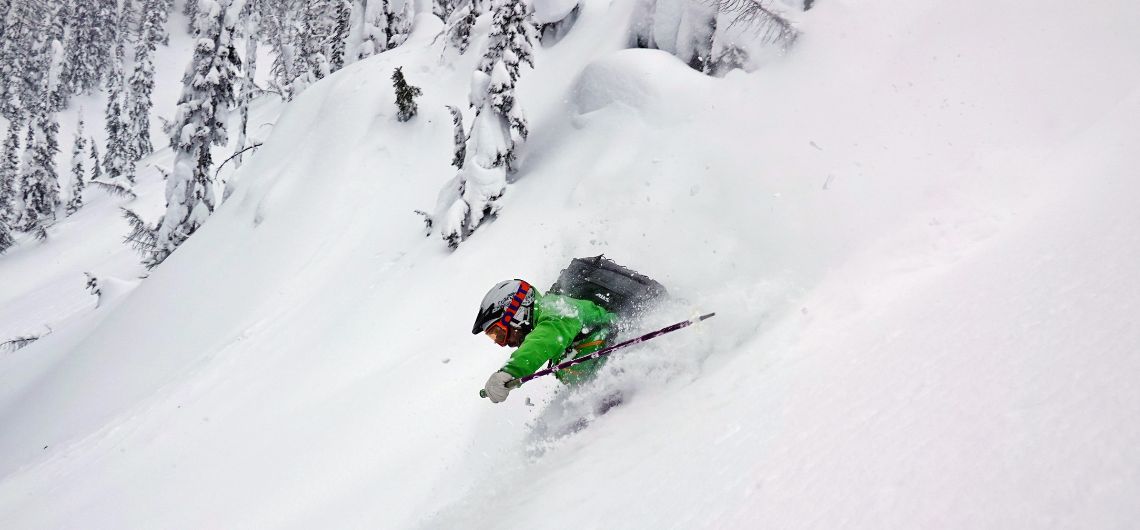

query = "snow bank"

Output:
[[570, 48, 712, 118], [532, 0, 579, 24]]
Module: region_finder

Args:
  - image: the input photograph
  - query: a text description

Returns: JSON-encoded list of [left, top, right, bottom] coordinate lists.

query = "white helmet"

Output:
[[471, 279, 536, 334]]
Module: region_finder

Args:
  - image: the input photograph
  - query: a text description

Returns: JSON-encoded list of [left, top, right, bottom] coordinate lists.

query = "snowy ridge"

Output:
[[2, 0, 1140, 528]]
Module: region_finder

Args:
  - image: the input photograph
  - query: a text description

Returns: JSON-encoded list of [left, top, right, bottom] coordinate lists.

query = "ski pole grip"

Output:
[[479, 378, 521, 399]]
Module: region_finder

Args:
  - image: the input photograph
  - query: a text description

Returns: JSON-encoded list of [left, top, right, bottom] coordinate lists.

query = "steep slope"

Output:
[[2, 0, 1139, 528]]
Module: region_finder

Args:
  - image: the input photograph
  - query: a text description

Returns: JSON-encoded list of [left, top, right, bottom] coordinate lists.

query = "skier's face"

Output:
[[505, 327, 525, 347]]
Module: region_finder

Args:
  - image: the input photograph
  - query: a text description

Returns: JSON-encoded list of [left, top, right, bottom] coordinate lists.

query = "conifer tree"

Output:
[[330, 0, 350, 72], [392, 67, 421, 122], [183, 0, 201, 33], [433, 0, 460, 22], [61, 0, 106, 95], [94, 0, 120, 90], [0, 0, 9, 42], [469, 0, 536, 171], [0, 215, 13, 253], [88, 137, 102, 183], [234, 2, 261, 168], [353, 0, 386, 60], [141, 0, 172, 46], [0, 118, 19, 227], [103, 38, 134, 184], [396, 0, 414, 45], [0, 0, 33, 119], [377, 0, 395, 51], [128, 0, 164, 160], [446, 1, 479, 54], [293, 0, 337, 92], [346, 0, 366, 61], [446, 105, 466, 169], [149, 0, 239, 267], [268, 6, 299, 99], [0, 123, 13, 248], [19, 102, 61, 232], [66, 117, 87, 216], [45, 1, 70, 110], [437, 0, 536, 247], [18, 29, 61, 232]]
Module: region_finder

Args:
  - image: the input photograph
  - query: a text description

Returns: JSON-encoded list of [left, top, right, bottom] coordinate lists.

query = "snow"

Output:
[[2, 0, 1140, 528], [570, 48, 710, 116], [531, 0, 579, 25]]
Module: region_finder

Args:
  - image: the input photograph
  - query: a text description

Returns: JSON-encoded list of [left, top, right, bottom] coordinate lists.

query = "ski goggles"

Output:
[[485, 324, 509, 346]]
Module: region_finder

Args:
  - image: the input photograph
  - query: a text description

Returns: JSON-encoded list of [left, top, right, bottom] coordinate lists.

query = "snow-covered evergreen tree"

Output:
[[268, 6, 300, 99], [45, 1, 71, 110], [292, 0, 337, 93], [149, 0, 240, 267], [94, 0, 121, 89], [471, 0, 535, 171], [446, 105, 466, 169], [183, 0, 201, 33], [234, 2, 262, 169], [437, 0, 536, 247], [392, 67, 421, 122], [141, 0, 172, 46], [446, 0, 480, 54], [0, 0, 9, 42], [330, 0, 350, 72], [630, 0, 716, 70], [382, 0, 413, 49], [0, 152, 12, 248], [0, 119, 15, 256], [377, 0, 395, 51], [128, 0, 165, 160], [352, 0, 384, 60], [88, 137, 102, 183], [630, 0, 794, 73], [61, 0, 107, 96], [18, 102, 61, 232], [0, 117, 19, 227], [433, 0, 460, 22], [0, 0, 34, 119], [678, 4, 718, 71], [17, 28, 61, 232], [0, 214, 12, 253], [103, 37, 134, 184], [65, 117, 87, 216]]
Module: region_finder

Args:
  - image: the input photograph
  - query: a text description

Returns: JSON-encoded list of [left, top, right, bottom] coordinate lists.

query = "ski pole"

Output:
[[480, 312, 715, 398]]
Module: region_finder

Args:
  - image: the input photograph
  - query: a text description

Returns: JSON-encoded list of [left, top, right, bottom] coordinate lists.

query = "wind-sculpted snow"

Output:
[[3, 0, 1140, 528], [570, 48, 712, 119]]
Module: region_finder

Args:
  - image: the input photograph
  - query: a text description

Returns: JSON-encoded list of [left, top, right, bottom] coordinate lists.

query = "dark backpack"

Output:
[[548, 255, 667, 318]]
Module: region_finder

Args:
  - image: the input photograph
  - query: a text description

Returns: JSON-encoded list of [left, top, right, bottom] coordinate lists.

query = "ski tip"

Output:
[[698, 312, 716, 321]]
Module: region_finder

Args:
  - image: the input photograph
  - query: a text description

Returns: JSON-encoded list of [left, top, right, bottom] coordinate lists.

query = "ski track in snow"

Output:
[[3, 0, 1140, 528]]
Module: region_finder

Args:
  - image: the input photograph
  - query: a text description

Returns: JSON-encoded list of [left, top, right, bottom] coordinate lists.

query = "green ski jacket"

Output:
[[500, 292, 617, 384]]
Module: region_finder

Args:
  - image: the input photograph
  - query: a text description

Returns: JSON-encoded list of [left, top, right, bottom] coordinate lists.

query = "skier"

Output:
[[474, 279, 617, 403]]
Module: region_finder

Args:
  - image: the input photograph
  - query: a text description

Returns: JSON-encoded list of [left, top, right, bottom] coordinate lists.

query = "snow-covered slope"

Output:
[[2, 0, 1139, 528]]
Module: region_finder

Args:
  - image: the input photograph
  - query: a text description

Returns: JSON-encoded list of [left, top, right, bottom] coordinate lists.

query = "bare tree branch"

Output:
[[215, 143, 264, 180]]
